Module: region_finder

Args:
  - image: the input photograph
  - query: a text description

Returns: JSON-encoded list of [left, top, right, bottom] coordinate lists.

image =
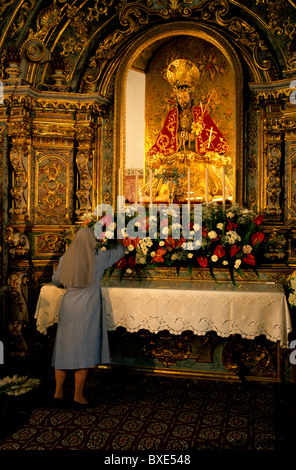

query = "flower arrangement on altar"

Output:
[[287, 271, 296, 308], [64, 203, 268, 285], [0, 375, 40, 396]]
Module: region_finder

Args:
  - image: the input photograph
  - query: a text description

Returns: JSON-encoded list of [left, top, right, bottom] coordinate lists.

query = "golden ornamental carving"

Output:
[[247, 150, 257, 178], [35, 233, 65, 255], [40, 160, 65, 210], [8, 138, 30, 217], [27, 0, 62, 41], [104, 119, 113, 150], [4, 227, 30, 257], [103, 190, 111, 204], [75, 148, 93, 216], [7, 272, 29, 322], [248, 187, 257, 211], [35, 153, 70, 221], [104, 159, 112, 184]]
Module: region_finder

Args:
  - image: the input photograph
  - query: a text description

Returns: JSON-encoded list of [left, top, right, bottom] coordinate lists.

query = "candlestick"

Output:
[[149, 169, 153, 205], [222, 166, 226, 212], [187, 167, 190, 208], [205, 167, 209, 204]]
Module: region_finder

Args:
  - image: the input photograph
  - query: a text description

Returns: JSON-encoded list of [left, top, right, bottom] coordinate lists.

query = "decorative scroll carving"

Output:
[[265, 143, 282, 218], [75, 125, 96, 218], [4, 226, 30, 257], [35, 233, 65, 255], [7, 121, 31, 220], [143, 330, 192, 367], [35, 152, 72, 223], [8, 272, 29, 322]]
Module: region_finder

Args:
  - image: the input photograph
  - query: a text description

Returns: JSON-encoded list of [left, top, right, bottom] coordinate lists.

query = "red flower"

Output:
[[152, 248, 167, 263], [128, 256, 136, 269], [197, 256, 208, 267], [251, 232, 265, 245], [116, 258, 127, 268], [214, 245, 225, 258], [242, 254, 256, 266], [202, 227, 209, 237], [176, 237, 186, 247], [165, 236, 175, 251], [226, 219, 237, 231], [123, 237, 131, 247], [230, 245, 241, 258], [253, 214, 264, 226]]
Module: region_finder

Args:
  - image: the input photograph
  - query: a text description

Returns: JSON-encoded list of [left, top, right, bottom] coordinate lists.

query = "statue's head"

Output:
[[167, 59, 199, 109], [175, 86, 192, 110]]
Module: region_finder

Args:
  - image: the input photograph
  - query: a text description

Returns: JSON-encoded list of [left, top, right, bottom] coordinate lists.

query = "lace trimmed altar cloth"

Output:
[[35, 280, 292, 347]]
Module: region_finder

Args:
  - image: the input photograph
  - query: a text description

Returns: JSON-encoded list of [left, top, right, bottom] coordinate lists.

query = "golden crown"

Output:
[[167, 59, 200, 92]]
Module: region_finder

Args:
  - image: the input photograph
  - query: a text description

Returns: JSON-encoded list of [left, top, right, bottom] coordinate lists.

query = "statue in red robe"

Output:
[[141, 59, 232, 203]]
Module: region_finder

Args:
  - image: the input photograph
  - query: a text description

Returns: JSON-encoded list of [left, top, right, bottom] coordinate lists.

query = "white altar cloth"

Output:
[[34, 280, 292, 347], [35, 279, 292, 347], [101, 279, 292, 347]]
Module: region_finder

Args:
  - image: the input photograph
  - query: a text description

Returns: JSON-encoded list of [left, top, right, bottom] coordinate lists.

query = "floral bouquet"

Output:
[[0, 375, 40, 396], [286, 271, 296, 308], [70, 203, 268, 285]]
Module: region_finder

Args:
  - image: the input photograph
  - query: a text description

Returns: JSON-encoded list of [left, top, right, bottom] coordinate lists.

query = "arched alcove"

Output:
[[113, 22, 244, 207]]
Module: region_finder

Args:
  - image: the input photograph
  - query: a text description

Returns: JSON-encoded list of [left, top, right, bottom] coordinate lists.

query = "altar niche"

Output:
[[116, 30, 242, 208]]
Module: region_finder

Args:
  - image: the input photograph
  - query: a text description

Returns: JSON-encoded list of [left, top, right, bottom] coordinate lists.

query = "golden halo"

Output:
[[167, 59, 200, 92]]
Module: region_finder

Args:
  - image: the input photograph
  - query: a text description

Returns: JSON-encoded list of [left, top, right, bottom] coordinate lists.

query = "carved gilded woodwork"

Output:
[[0, 0, 296, 379], [4, 227, 30, 258]]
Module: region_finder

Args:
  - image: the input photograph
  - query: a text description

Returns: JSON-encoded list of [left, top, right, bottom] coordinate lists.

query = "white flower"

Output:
[[150, 251, 156, 257], [161, 226, 169, 236], [126, 268, 132, 274], [105, 230, 114, 239], [226, 211, 234, 218], [242, 245, 252, 254], [216, 223, 223, 230], [289, 292, 296, 307], [159, 241, 165, 246], [225, 231, 241, 245], [81, 212, 94, 221], [107, 222, 116, 231], [208, 231, 218, 239], [234, 259, 241, 269], [193, 223, 201, 231], [187, 253, 193, 258], [222, 260, 229, 265], [171, 253, 178, 261], [211, 255, 218, 262], [101, 246, 107, 251], [127, 244, 134, 251]]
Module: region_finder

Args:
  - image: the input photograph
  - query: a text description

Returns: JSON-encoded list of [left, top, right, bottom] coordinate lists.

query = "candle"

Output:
[[135, 169, 138, 205], [222, 166, 226, 211], [187, 167, 190, 207], [205, 167, 209, 204], [149, 169, 153, 205], [118, 168, 122, 195]]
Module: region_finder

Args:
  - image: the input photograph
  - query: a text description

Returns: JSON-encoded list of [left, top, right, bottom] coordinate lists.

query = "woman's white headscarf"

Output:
[[59, 227, 97, 288]]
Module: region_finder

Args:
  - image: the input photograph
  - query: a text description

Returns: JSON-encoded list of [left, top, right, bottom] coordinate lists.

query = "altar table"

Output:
[[35, 279, 292, 348]]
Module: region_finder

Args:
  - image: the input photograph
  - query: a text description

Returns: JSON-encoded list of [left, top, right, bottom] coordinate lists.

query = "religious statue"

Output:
[[140, 59, 232, 203]]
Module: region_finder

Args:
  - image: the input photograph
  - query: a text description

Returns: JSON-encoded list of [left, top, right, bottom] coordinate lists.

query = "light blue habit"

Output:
[[51, 245, 125, 370]]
